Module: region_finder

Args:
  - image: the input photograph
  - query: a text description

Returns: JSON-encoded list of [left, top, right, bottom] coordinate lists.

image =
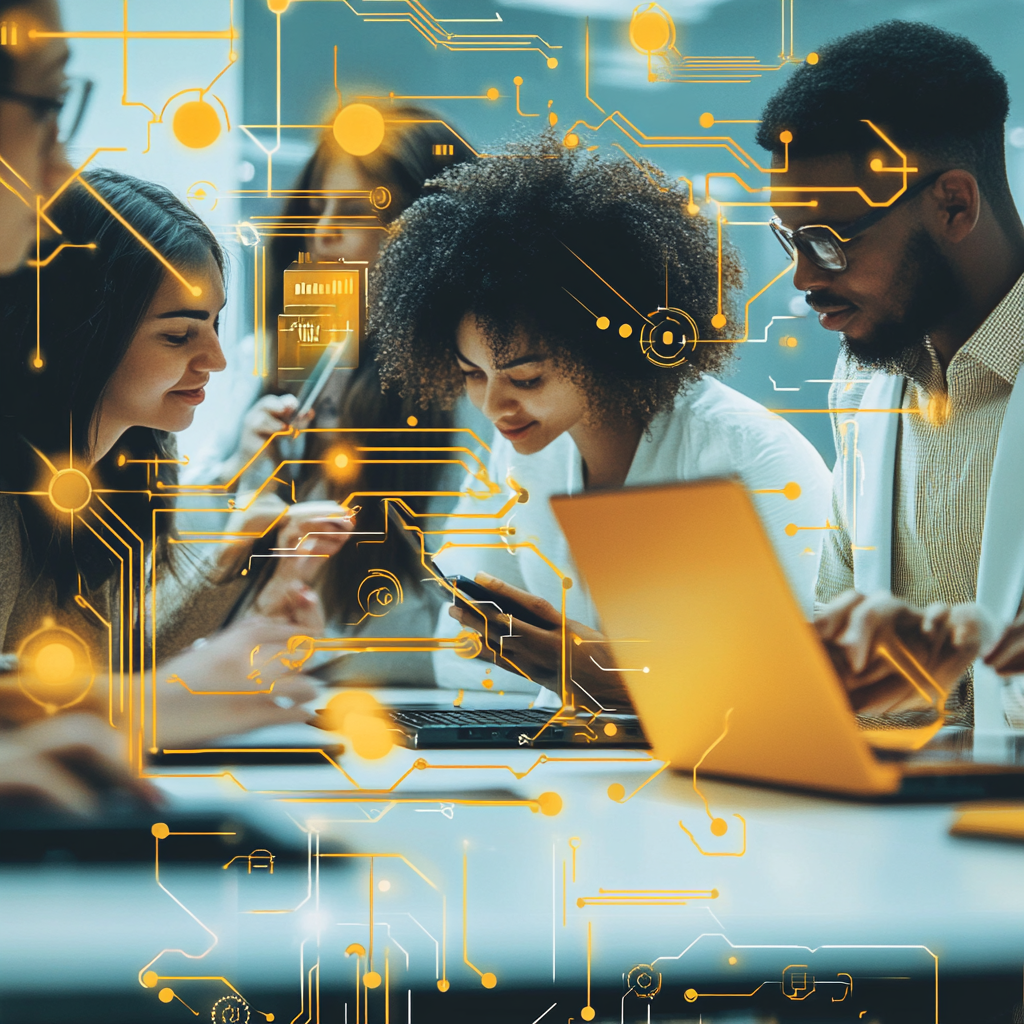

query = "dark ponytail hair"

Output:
[[0, 168, 224, 599]]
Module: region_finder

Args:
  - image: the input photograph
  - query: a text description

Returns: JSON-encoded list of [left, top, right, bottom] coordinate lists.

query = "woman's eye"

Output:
[[163, 332, 190, 345], [511, 377, 541, 390], [460, 369, 484, 381]]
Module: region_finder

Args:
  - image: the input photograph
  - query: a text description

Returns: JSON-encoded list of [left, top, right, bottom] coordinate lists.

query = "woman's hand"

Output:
[[814, 590, 986, 716], [156, 615, 320, 747], [250, 501, 353, 627], [448, 573, 632, 710], [0, 714, 159, 814], [983, 609, 1024, 675], [234, 394, 313, 468]]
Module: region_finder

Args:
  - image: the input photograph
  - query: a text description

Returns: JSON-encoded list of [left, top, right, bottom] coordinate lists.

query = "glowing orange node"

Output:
[[172, 100, 221, 149], [333, 103, 386, 157]]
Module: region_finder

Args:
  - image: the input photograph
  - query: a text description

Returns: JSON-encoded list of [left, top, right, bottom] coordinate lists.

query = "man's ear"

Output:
[[928, 169, 981, 244]]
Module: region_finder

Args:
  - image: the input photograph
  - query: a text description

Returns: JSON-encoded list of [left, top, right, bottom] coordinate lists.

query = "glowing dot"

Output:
[[684, 988, 698, 1002], [782, 481, 801, 500], [437, 979, 450, 992], [661, 330, 674, 345], [630, 7, 674, 52], [728, 956, 738, 965], [406, 415, 418, 426], [607, 783, 625, 802], [596, 315, 610, 330], [564, 132, 580, 148], [413, 758, 427, 770], [687, 202, 699, 215], [548, 111, 558, 127], [266, 1017, 274, 1022], [142, 971, 159, 988], [486, 87, 499, 101], [158, 988, 175, 1004], [172, 100, 221, 149], [711, 888, 719, 898], [117, 454, 127, 467], [603, 722, 618, 737], [151, 823, 170, 840], [546, 57, 558, 68], [536, 791, 562, 816], [711, 313, 727, 329], [190, 285, 203, 297], [710, 817, 728, 836], [870, 157, 883, 172], [562, 577, 573, 589], [699, 112, 714, 129], [378, 879, 391, 892], [573, 635, 582, 646], [48, 467, 92, 513], [784, 523, 799, 537], [779, 130, 793, 144], [364, 971, 381, 989], [513, 76, 524, 85], [482, 677, 493, 689], [642, 666, 650, 673], [334, 453, 349, 469], [581, 1008, 596, 1022], [34, 643, 76, 687], [333, 103, 386, 157], [806, 51, 819, 65], [32, 357, 43, 369], [481, 972, 497, 989], [241, 568, 248, 576], [618, 323, 633, 338]]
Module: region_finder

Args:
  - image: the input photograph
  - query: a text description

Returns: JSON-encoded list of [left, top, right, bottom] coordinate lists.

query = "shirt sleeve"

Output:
[[430, 443, 550, 696], [814, 484, 855, 608], [733, 420, 833, 617]]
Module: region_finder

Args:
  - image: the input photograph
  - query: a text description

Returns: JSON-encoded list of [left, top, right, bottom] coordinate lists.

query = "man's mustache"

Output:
[[805, 290, 854, 311]]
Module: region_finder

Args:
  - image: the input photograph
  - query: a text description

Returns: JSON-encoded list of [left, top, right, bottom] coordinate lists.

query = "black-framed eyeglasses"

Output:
[[769, 169, 946, 273], [0, 77, 93, 145]]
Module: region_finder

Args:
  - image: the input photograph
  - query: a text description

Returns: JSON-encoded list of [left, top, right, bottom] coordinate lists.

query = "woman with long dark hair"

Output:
[[185, 104, 484, 685], [0, 158, 348, 807]]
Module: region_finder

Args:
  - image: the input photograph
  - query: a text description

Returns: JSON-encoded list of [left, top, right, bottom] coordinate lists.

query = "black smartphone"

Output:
[[445, 575, 557, 631]]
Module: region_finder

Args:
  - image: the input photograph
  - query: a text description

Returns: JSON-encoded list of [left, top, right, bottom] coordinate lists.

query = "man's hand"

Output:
[[156, 615, 319, 746], [983, 608, 1024, 675], [0, 715, 159, 814], [448, 573, 631, 710], [815, 591, 985, 716]]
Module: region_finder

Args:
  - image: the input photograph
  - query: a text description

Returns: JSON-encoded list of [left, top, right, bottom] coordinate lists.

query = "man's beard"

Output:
[[838, 230, 965, 371]]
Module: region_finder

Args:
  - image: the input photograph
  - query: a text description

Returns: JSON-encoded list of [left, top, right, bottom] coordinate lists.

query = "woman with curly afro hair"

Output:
[[371, 137, 830, 704]]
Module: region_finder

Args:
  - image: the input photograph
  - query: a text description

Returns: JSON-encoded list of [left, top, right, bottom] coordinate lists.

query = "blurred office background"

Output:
[[61, 0, 1024, 463]]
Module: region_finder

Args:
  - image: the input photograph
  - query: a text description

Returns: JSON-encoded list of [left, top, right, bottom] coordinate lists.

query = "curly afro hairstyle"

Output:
[[371, 136, 741, 427], [757, 21, 1012, 215]]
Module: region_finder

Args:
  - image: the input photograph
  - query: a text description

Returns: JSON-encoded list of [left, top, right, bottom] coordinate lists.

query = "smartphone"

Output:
[[290, 340, 347, 423], [445, 575, 557, 631]]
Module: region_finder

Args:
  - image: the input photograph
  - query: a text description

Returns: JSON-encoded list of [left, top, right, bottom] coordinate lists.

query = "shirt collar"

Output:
[[955, 269, 1024, 385], [893, 270, 1024, 390]]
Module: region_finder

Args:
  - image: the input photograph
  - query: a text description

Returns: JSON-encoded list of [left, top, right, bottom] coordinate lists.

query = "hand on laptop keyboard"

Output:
[[815, 591, 987, 716], [447, 573, 632, 712]]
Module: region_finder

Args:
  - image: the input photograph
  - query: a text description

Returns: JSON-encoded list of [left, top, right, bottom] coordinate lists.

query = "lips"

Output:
[[170, 386, 206, 405], [497, 421, 537, 442]]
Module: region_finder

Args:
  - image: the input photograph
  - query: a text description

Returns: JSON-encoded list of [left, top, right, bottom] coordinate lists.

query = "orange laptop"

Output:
[[551, 478, 1024, 799]]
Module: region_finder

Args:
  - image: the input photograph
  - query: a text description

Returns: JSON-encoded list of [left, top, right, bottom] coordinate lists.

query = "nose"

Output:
[[792, 250, 837, 293], [193, 328, 227, 374], [479, 378, 517, 424], [43, 140, 74, 198], [313, 200, 342, 259]]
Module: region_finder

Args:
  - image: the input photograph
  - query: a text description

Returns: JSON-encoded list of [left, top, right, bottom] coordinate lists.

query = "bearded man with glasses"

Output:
[[759, 20, 1024, 733]]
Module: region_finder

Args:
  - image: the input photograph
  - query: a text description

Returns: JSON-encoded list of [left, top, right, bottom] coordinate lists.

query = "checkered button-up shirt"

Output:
[[816, 271, 1024, 725]]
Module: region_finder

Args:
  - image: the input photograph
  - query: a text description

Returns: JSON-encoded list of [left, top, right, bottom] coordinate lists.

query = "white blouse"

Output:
[[431, 375, 832, 695]]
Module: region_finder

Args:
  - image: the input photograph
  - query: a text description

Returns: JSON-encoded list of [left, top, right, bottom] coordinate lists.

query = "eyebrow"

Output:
[[496, 354, 544, 370], [155, 309, 213, 320]]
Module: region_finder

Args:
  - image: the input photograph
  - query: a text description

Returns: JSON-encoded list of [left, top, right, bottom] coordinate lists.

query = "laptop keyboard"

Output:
[[391, 708, 560, 727]]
